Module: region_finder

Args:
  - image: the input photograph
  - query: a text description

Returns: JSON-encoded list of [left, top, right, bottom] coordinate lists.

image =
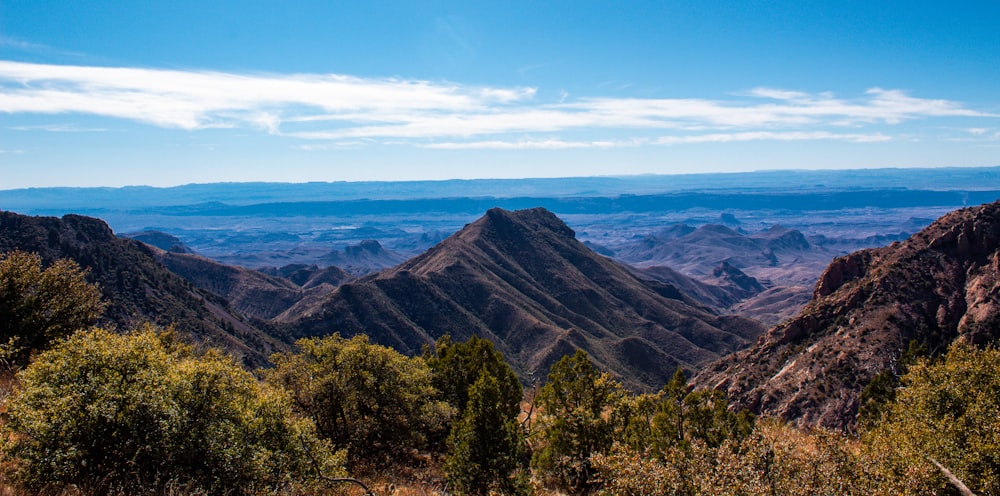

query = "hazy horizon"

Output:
[[0, 165, 998, 193]]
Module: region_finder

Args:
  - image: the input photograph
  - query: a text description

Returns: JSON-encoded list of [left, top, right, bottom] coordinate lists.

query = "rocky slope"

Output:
[[278, 207, 765, 389], [0, 210, 283, 366], [696, 200, 1000, 430]]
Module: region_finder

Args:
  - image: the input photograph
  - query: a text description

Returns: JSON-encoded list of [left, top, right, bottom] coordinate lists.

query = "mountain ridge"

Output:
[[278, 207, 765, 389], [0, 210, 283, 366]]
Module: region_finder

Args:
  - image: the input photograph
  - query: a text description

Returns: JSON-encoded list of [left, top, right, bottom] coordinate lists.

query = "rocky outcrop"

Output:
[[695, 199, 1000, 430]]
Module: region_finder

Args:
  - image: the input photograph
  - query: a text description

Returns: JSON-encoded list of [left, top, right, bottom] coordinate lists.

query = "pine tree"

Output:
[[444, 370, 528, 495], [531, 350, 623, 492]]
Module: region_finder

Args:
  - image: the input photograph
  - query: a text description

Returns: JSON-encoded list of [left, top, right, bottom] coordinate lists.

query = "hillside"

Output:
[[151, 250, 340, 321], [258, 263, 354, 289], [0, 210, 283, 366], [278, 207, 765, 389], [696, 200, 1000, 430]]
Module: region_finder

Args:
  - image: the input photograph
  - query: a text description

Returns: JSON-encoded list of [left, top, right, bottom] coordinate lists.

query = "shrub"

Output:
[[593, 421, 876, 496], [864, 341, 1000, 494], [3, 326, 340, 495], [267, 333, 452, 466]]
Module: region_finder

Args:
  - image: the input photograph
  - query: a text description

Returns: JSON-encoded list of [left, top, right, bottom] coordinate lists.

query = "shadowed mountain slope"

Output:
[[150, 250, 342, 321], [696, 200, 1000, 430], [258, 263, 353, 289], [0, 210, 282, 366], [122, 230, 192, 253], [635, 262, 763, 310], [279, 207, 764, 389]]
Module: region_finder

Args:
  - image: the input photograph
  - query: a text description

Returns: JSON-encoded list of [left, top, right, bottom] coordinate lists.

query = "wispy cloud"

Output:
[[425, 131, 889, 150], [10, 124, 107, 132], [0, 61, 994, 148], [0, 61, 532, 131], [0, 36, 85, 58], [652, 131, 891, 145], [424, 139, 635, 150]]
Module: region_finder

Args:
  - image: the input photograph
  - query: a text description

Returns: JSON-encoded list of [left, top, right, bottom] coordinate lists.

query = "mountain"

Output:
[[636, 262, 763, 310], [258, 263, 353, 289], [613, 223, 827, 283], [607, 222, 866, 324], [695, 200, 1000, 430], [150, 250, 339, 321], [278, 207, 765, 389], [319, 239, 408, 276], [0, 210, 283, 366], [123, 230, 192, 253]]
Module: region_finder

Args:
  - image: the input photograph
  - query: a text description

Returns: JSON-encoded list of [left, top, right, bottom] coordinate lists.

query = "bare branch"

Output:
[[928, 457, 976, 496]]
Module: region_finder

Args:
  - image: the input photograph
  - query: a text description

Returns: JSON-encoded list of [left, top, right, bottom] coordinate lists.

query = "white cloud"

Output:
[[424, 131, 890, 150], [424, 139, 634, 150], [10, 124, 107, 132], [0, 61, 535, 131], [0, 61, 993, 148], [653, 131, 892, 145]]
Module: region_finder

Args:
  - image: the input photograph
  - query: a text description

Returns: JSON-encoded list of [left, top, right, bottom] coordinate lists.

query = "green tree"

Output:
[[649, 368, 689, 454], [3, 326, 339, 495], [445, 370, 529, 495], [0, 250, 105, 365], [267, 333, 452, 465], [531, 350, 624, 493], [426, 334, 522, 417], [865, 341, 1000, 495], [858, 339, 928, 427]]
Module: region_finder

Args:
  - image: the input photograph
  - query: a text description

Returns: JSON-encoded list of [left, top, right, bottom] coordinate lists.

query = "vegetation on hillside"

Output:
[[1, 249, 998, 495]]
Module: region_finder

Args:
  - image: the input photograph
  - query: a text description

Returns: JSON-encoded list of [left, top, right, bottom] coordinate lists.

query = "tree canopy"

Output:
[[0, 250, 105, 364], [531, 350, 624, 492], [267, 333, 452, 466], [865, 341, 1000, 495], [3, 326, 339, 495]]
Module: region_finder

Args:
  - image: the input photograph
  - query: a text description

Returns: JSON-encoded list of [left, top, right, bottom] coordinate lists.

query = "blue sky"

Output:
[[1, 0, 999, 188]]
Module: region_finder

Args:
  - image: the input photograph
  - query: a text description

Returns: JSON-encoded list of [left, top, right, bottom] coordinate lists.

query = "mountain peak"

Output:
[[282, 207, 763, 389], [472, 207, 576, 240]]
